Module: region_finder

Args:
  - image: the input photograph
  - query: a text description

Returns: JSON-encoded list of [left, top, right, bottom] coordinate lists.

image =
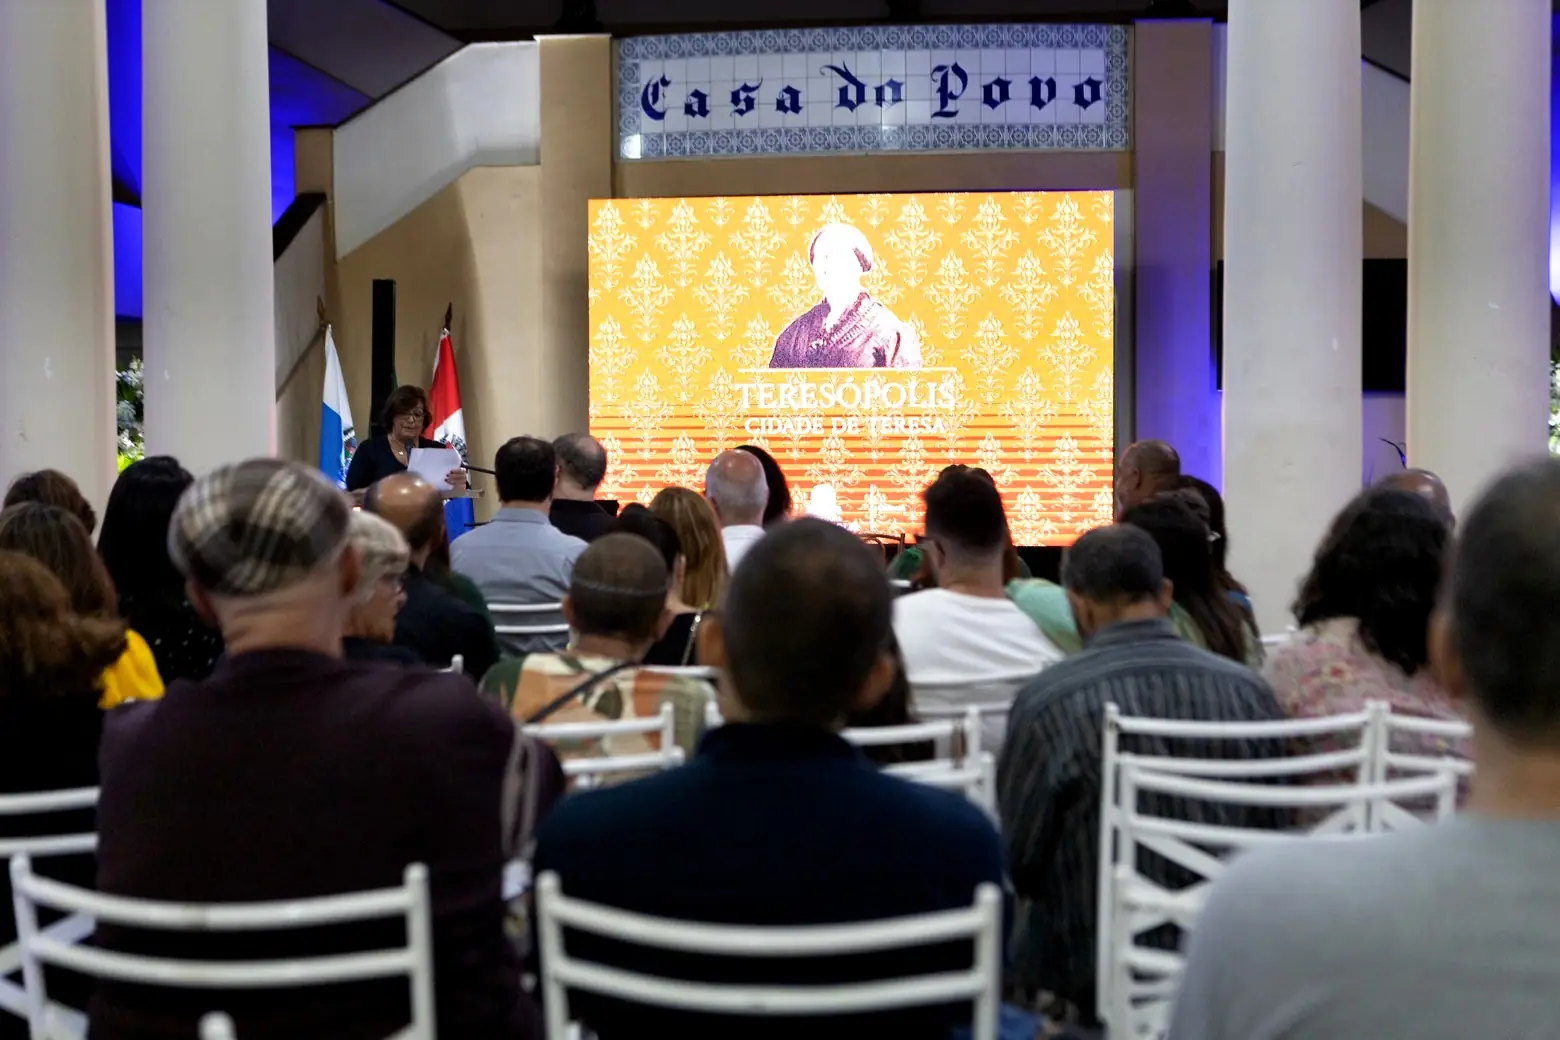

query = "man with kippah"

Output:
[[91, 458, 558, 1040]]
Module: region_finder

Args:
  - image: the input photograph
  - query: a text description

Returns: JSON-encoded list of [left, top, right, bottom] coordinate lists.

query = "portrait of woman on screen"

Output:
[[767, 223, 922, 370]]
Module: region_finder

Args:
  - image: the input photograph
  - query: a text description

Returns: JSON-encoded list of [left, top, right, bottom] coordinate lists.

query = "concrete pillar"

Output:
[[142, 0, 276, 472], [1406, 0, 1551, 512], [1222, 0, 1363, 634], [0, 0, 117, 507]]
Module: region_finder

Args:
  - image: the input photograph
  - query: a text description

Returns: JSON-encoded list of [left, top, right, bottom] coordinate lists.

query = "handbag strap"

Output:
[[523, 661, 640, 726]]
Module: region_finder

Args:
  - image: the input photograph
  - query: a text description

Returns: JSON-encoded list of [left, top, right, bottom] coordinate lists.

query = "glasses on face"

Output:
[[379, 574, 406, 593], [399, 412, 426, 425]]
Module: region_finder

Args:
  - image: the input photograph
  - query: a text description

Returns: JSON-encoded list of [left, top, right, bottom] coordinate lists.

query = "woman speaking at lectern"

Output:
[[345, 385, 468, 493]]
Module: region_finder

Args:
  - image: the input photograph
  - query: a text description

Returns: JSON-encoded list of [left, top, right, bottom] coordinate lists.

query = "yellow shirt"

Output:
[[98, 629, 166, 709]]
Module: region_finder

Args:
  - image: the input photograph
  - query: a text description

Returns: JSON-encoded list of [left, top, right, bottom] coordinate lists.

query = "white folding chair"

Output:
[[10, 857, 436, 1040], [525, 703, 685, 789], [442, 654, 464, 675], [199, 1012, 236, 1039], [489, 602, 571, 640], [1096, 704, 1377, 1027], [0, 786, 99, 1024], [535, 871, 1003, 1039], [842, 705, 983, 767], [1364, 702, 1472, 827], [703, 701, 724, 732], [910, 678, 1028, 756], [1106, 764, 1457, 1039], [888, 752, 998, 819]]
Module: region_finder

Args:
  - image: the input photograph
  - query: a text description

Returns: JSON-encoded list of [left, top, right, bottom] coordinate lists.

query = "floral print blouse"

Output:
[[1263, 616, 1467, 764]]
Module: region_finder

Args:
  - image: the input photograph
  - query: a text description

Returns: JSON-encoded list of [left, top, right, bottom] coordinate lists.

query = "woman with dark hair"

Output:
[[97, 456, 224, 682], [608, 504, 704, 666], [0, 503, 162, 707], [344, 385, 468, 493], [3, 469, 97, 534], [735, 443, 792, 527], [1175, 474, 1252, 612], [1265, 487, 1460, 735], [1120, 497, 1261, 667], [844, 637, 935, 766]]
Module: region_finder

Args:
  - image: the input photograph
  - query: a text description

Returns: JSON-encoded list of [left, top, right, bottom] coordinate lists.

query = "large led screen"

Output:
[[587, 191, 1115, 543]]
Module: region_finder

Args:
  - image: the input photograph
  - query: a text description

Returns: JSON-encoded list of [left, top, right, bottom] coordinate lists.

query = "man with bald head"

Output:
[[365, 472, 498, 678], [1380, 468, 1454, 529], [705, 449, 770, 570], [1115, 440, 1181, 518]]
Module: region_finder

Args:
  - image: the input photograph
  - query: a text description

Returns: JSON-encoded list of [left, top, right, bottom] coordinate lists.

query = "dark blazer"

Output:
[[344, 435, 443, 492], [92, 650, 540, 1040], [548, 499, 615, 543], [533, 723, 1005, 1039], [393, 564, 499, 678]]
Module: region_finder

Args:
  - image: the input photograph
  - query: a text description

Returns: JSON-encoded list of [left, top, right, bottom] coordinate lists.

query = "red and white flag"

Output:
[[428, 316, 467, 462]]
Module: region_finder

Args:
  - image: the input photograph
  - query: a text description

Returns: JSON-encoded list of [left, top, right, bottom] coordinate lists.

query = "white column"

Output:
[[0, 0, 117, 508], [143, 0, 276, 473], [1406, 0, 1551, 513], [1222, 0, 1362, 635]]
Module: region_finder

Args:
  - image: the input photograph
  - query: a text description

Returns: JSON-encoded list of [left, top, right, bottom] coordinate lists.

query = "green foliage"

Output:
[[117, 358, 144, 468]]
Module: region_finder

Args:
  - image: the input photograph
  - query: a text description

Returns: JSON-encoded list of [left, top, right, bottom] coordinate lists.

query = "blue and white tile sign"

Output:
[[616, 24, 1129, 160]]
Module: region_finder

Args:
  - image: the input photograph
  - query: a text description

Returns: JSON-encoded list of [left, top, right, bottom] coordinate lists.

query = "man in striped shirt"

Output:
[[997, 523, 1285, 1028]]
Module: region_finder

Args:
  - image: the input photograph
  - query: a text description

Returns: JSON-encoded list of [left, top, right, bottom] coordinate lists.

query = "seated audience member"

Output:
[[3, 468, 97, 533], [93, 458, 558, 1040], [1114, 439, 1180, 518], [893, 468, 1062, 751], [0, 503, 162, 708], [1168, 458, 1560, 1040], [1121, 496, 1263, 667], [1175, 474, 1254, 614], [1264, 487, 1461, 754], [97, 456, 224, 682], [364, 473, 499, 678], [705, 449, 770, 570], [607, 505, 703, 666], [0, 553, 124, 974], [1379, 466, 1455, 529], [999, 525, 1285, 1028], [843, 636, 936, 767], [452, 436, 585, 653], [650, 486, 728, 610], [735, 443, 793, 527], [889, 467, 1033, 584], [533, 520, 1004, 1040], [549, 433, 614, 543], [342, 511, 421, 665], [424, 526, 490, 617], [483, 533, 708, 755]]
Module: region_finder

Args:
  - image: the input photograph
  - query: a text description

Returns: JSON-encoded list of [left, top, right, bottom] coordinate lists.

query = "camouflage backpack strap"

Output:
[[523, 661, 640, 726]]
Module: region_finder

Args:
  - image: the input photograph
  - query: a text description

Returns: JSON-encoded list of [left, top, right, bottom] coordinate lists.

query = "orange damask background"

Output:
[[587, 191, 1115, 544]]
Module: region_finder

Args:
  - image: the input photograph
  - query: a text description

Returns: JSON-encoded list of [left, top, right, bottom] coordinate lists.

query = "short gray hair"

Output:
[[706, 451, 769, 525], [1062, 524, 1164, 604], [348, 511, 409, 603]]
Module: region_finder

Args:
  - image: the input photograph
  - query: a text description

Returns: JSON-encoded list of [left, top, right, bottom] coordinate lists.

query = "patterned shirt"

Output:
[[997, 618, 1286, 1010], [1263, 616, 1466, 760], [487, 651, 712, 759]]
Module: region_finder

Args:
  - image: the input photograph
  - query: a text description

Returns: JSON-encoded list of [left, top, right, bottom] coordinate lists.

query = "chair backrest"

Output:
[[841, 705, 983, 765], [886, 752, 998, 819], [9, 857, 437, 1040], [1096, 704, 1377, 1026], [0, 787, 100, 1024], [535, 870, 1003, 1039], [489, 601, 571, 638], [910, 677, 1028, 756], [443, 654, 464, 675], [1106, 764, 1457, 1039], [525, 702, 685, 789]]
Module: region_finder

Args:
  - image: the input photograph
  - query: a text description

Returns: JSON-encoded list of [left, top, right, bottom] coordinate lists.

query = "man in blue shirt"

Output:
[[533, 518, 1005, 1039], [451, 436, 585, 654]]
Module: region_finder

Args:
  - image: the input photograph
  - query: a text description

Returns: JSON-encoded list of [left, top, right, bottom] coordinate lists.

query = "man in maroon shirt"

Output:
[[92, 458, 557, 1040]]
